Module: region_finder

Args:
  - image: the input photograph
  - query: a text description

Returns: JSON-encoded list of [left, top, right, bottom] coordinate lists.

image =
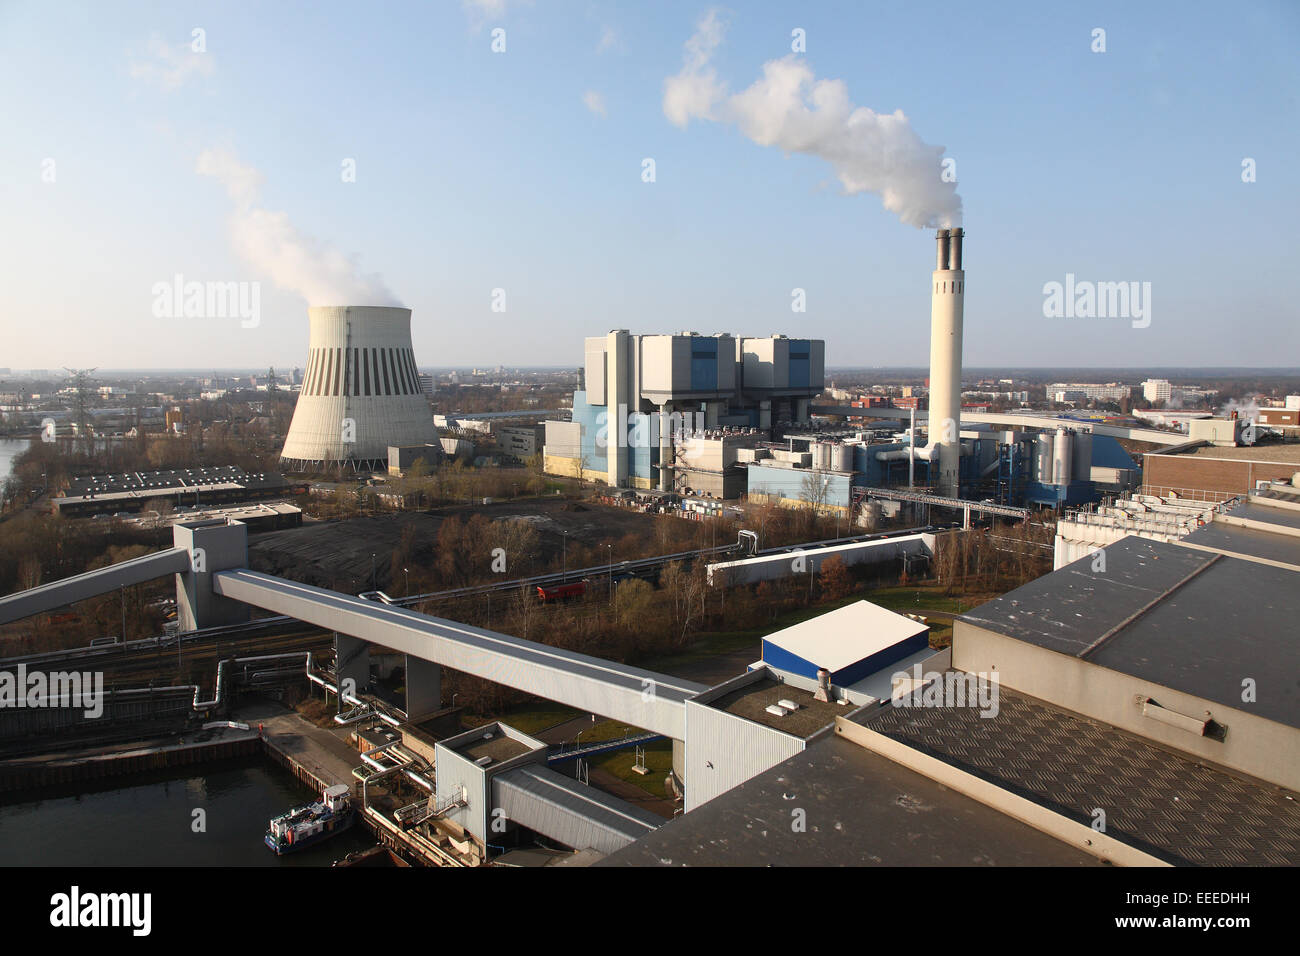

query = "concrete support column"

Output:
[[173, 520, 251, 631], [405, 655, 442, 720], [758, 400, 772, 430], [335, 633, 371, 700]]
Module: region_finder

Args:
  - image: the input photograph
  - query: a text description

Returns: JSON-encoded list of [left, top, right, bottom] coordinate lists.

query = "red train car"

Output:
[[536, 581, 587, 603]]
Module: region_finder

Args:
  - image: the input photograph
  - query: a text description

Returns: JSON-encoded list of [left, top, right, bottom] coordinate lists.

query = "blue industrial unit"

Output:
[[760, 601, 931, 688]]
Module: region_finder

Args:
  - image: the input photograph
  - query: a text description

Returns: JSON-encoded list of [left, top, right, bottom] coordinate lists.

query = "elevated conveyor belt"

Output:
[[212, 570, 704, 738], [0, 547, 191, 626]]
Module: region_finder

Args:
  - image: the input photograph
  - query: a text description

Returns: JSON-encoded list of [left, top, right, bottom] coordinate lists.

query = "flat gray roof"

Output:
[[857, 686, 1300, 866], [597, 734, 1101, 867], [708, 679, 842, 738], [959, 537, 1300, 730], [1221, 501, 1300, 531], [1181, 521, 1300, 568]]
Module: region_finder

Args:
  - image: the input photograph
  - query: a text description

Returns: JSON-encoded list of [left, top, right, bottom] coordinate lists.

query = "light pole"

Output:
[[371, 553, 376, 590], [404, 567, 409, 595], [561, 531, 567, 582], [606, 545, 613, 604]]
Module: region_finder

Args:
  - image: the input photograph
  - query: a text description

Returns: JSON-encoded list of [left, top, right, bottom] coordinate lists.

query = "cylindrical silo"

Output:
[[1035, 433, 1054, 483], [1072, 431, 1093, 482], [833, 444, 853, 472], [280, 306, 438, 471], [1052, 428, 1073, 486]]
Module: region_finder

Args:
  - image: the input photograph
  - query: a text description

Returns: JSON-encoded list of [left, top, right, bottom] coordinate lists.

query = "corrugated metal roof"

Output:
[[960, 537, 1300, 730], [859, 686, 1300, 866], [494, 765, 663, 855]]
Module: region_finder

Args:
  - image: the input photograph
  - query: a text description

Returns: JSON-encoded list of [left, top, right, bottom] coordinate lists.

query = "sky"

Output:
[[1, 0, 1297, 372]]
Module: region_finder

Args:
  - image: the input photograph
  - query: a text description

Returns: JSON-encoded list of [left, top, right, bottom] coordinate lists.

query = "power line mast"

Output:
[[63, 367, 97, 456]]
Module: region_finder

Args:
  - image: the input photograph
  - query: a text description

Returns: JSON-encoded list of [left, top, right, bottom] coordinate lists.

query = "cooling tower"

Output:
[[927, 227, 965, 498], [280, 306, 438, 472]]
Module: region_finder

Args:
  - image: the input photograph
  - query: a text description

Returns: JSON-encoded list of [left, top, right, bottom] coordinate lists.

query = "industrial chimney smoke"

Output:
[[927, 227, 965, 498]]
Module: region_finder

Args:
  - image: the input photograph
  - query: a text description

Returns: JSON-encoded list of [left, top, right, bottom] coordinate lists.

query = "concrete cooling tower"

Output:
[[279, 306, 437, 472]]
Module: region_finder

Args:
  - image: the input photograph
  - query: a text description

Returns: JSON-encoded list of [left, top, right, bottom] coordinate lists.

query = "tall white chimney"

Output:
[[927, 227, 965, 498]]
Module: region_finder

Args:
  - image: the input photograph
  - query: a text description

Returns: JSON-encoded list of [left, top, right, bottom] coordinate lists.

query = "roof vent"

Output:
[[474, 756, 493, 767], [765, 704, 790, 717], [777, 699, 800, 711]]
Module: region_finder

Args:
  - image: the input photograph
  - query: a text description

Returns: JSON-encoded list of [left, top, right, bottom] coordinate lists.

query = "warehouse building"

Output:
[[53, 466, 299, 518]]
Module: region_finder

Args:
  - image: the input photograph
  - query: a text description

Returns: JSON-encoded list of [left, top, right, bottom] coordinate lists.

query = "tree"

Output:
[[819, 555, 853, 600]]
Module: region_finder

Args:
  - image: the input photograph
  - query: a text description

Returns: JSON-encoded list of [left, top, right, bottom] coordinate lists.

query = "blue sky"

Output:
[[1, 0, 1297, 371]]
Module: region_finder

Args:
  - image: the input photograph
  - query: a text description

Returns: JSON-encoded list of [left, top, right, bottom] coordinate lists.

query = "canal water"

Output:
[[0, 757, 376, 866], [0, 438, 29, 481]]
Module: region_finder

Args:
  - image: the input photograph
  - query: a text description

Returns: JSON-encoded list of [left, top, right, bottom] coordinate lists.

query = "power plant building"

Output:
[[280, 306, 437, 472], [544, 332, 825, 493]]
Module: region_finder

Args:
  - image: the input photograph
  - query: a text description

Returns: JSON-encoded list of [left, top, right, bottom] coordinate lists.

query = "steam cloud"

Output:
[[663, 10, 962, 229], [1220, 397, 1260, 422], [196, 149, 403, 307]]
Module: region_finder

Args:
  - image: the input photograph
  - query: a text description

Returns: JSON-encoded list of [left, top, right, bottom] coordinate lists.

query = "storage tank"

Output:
[[1052, 428, 1073, 485], [832, 444, 853, 472], [1072, 431, 1093, 482], [1035, 433, 1054, 483], [813, 442, 834, 471]]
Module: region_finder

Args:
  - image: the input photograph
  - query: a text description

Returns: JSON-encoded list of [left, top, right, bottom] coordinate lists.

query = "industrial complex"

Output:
[[540, 232, 1159, 518]]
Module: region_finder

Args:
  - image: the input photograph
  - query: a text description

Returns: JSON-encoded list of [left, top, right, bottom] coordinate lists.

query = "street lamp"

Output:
[[561, 531, 568, 581], [404, 567, 409, 595], [607, 545, 613, 604], [371, 553, 376, 590]]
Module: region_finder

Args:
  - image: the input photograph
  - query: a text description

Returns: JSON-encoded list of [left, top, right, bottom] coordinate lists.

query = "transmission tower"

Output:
[[63, 367, 97, 455]]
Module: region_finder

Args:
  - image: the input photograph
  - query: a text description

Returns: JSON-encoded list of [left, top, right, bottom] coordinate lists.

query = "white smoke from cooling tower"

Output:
[[280, 307, 438, 472], [196, 149, 402, 307], [663, 11, 962, 228]]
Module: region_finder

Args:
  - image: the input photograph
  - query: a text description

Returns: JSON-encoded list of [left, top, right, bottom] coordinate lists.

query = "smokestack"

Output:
[[927, 227, 966, 499]]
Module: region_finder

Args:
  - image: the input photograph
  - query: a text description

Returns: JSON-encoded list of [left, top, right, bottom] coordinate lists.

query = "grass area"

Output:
[[294, 698, 339, 728], [862, 584, 996, 617], [562, 718, 648, 746], [590, 739, 674, 799], [482, 702, 580, 735]]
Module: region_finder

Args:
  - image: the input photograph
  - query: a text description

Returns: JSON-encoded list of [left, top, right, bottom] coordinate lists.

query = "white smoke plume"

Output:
[[663, 10, 962, 229], [196, 148, 402, 307], [1220, 397, 1260, 422]]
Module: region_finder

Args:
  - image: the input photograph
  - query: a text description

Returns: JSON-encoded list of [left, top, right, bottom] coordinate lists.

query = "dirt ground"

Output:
[[248, 498, 664, 590]]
